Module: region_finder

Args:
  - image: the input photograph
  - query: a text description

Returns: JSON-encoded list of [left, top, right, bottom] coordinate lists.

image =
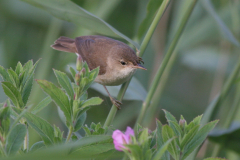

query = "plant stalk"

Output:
[[138, 0, 171, 57], [103, 0, 171, 128], [23, 129, 29, 151], [66, 126, 73, 142], [135, 0, 199, 128]]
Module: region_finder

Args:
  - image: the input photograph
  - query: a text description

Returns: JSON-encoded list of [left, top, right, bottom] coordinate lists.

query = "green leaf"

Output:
[[23, 60, 33, 72], [180, 125, 199, 150], [5, 124, 27, 155], [15, 62, 23, 75], [69, 66, 76, 80], [138, 0, 163, 39], [21, 60, 39, 93], [71, 143, 114, 157], [152, 138, 176, 160], [90, 122, 96, 130], [21, 60, 33, 84], [20, 0, 139, 49], [0, 65, 10, 81], [80, 92, 88, 101], [7, 69, 20, 88], [83, 126, 91, 136], [76, 107, 91, 120], [36, 80, 71, 124], [125, 144, 142, 160], [21, 60, 40, 104], [88, 67, 99, 81], [139, 128, 149, 145], [204, 158, 227, 160], [0, 107, 11, 137], [182, 120, 218, 160], [70, 135, 113, 151], [162, 125, 179, 160], [156, 120, 170, 160], [53, 125, 63, 144], [81, 97, 103, 109], [54, 69, 74, 99], [208, 122, 240, 154], [32, 96, 52, 114], [150, 130, 156, 149], [163, 110, 178, 123], [80, 67, 99, 93], [0, 135, 115, 160], [30, 141, 45, 152], [24, 112, 55, 145], [185, 115, 202, 133], [168, 120, 183, 138], [21, 72, 33, 105], [138, 128, 150, 154], [1, 82, 24, 108], [192, 115, 203, 125], [144, 149, 152, 160], [74, 112, 86, 132], [202, 0, 240, 47]]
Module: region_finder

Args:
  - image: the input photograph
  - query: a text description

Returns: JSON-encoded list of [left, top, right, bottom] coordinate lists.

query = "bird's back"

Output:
[[51, 35, 136, 75]]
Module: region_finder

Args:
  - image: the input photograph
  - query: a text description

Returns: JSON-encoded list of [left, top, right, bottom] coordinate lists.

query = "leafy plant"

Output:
[[111, 111, 218, 160], [0, 0, 237, 159], [0, 58, 104, 157]]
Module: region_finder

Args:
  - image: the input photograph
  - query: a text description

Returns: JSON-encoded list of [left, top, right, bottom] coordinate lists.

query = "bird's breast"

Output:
[[95, 67, 136, 86]]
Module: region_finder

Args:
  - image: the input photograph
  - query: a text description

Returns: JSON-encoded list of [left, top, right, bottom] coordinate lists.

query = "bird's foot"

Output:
[[110, 97, 122, 110]]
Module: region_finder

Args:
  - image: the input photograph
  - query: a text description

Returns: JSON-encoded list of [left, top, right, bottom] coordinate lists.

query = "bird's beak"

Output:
[[132, 64, 147, 70]]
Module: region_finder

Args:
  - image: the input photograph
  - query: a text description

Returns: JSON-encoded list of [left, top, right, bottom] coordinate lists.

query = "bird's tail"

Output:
[[51, 36, 77, 53]]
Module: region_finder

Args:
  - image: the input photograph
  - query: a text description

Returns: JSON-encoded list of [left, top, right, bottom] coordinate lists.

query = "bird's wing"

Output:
[[75, 37, 106, 75]]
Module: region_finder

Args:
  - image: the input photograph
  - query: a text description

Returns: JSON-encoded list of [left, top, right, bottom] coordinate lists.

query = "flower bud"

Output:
[[81, 68, 86, 76], [76, 55, 83, 71], [112, 126, 134, 151], [75, 73, 81, 85], [179, 119, 186, 129], [3, 103, 7, 108]]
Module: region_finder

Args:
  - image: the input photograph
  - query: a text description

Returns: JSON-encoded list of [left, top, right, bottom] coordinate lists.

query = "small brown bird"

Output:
[[51, 35, 146, 109]]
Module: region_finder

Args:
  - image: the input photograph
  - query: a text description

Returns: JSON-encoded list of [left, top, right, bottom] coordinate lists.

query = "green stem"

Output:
[[104, 80, 130, 128], [66, 126, 73, 142], [135, 0, 199, 128], [24, 129, 29, 151], [103, 0, 171, 128], [138, 0, 171, 57]]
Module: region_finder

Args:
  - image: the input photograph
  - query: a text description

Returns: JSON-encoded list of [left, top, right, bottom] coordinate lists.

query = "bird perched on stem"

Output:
[[51, 35, 146, 109]]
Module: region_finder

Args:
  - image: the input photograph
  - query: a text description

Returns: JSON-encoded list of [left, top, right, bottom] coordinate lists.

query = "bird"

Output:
[[51, 35, 146, 109]]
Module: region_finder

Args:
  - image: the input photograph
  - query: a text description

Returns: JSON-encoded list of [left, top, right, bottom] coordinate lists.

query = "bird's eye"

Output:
[[121, 61, 127, 65]]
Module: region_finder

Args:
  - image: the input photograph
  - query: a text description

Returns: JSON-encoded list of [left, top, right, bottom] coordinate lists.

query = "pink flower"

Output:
[[112, 126, 134, 151]]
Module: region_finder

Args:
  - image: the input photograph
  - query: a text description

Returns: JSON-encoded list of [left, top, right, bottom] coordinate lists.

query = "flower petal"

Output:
[[125, 126, 134, 143], [113, 139, 125, 151], [112, 130, 125, 151]]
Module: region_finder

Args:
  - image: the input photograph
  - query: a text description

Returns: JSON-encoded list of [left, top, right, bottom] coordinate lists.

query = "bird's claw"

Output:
[[110, 97, 122, 110]]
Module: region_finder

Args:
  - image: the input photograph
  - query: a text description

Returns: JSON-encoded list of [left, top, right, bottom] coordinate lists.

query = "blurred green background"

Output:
[[0, 0, 239, 158]]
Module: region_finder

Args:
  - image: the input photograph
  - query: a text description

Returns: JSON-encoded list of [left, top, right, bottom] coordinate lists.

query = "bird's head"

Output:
[[108, 45, 146, 76]]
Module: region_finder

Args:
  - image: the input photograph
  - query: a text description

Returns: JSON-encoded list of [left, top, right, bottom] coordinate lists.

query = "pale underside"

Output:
[[94, 57, 136, 86]]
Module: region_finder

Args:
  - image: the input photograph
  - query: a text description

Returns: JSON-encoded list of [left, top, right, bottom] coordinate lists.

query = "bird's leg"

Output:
[[103, 86, 122, 110]]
